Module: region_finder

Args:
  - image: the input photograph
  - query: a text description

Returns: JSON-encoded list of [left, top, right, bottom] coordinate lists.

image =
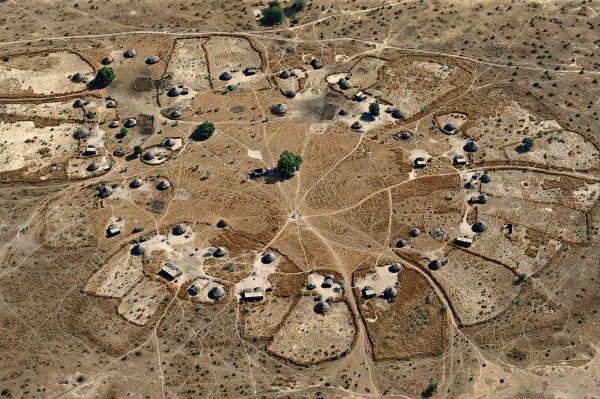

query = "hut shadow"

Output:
[[515, 144, 530, 154], [359, 112, 375, 122], [125, 153, 139, 162], [265, 168, 289, 184]]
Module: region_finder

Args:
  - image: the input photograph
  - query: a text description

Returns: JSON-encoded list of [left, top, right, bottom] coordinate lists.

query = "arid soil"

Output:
[[0, 1, 599, 399]]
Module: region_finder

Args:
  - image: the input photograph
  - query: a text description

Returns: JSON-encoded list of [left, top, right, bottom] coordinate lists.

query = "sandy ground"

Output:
[[0, 51, 93, 96]]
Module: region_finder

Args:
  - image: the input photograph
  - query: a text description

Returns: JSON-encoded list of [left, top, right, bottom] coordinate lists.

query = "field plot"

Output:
[[268, 297, 355, 364], [0, 3, 599, 398], [0, 51, 93, 97]]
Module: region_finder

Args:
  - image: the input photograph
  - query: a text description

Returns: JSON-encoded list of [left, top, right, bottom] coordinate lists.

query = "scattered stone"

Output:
[[430, 227, 445, 240]]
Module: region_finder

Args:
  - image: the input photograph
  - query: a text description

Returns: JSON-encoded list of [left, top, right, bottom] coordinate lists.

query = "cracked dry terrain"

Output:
[[0, 1, 599, 398]]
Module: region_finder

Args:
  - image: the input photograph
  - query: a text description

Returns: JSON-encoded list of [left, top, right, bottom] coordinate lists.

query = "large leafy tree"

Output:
[[262, 0, 284, 25], [193, 121, 215, 141], [92, 67, 115, 88], [277, 150, 303, 178]]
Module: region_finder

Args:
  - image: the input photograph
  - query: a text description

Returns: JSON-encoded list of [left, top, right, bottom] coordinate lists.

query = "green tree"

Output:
[[193, 120, 215, 141], [262, 1, 284, 25], [92, 67, 115, 88], [277, 150, 303, 178], [119, 127, 128, 136], [369, 102, 380, 116], [521, 136, 534, 151], [1, 55, 9, 62], [133, 145, 143, 155], [421, 382, 438, 398], [292, 0, 306, 10]]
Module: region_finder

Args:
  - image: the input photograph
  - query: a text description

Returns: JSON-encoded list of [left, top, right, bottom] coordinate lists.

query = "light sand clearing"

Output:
[[188, 277, 226, 303], [0, 51, 93, 96], [0, 121, 80, 173], [307, 272, 343, 300], [336, 93, 397, 132], [414, 61, 455, 79], [234, 252, 279, 299], [167, 39, 211, 91], [0, 101, 83, 121], [355, 265, 400, 295], [247, 149, 263, 160]]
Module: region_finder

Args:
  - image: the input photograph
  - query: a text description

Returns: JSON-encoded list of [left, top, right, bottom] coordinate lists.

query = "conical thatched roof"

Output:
[[213, 247, 227, 257], [314, 301, 329, 315], [157, 180, 171, 190], [108, 120, 119, 128], [409, 227, 420, 237], [471, 221, 487, 233], [388, 263, 402, 273], [145, 55, 160, 64], [131, 243, 146, 256], [219, 71, 232, 81], [130, 178, 143, 188], [271, 103, 288, 115], [208, 286, 225, 300], [101, 56, 113, 65], [261, 252, 276, 264], [124, 49, 136, 58], [173, 224, 186, 235], [464, 140, 480, 152], [142, 151, 155, 161], [98, 185, 113, 198]]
